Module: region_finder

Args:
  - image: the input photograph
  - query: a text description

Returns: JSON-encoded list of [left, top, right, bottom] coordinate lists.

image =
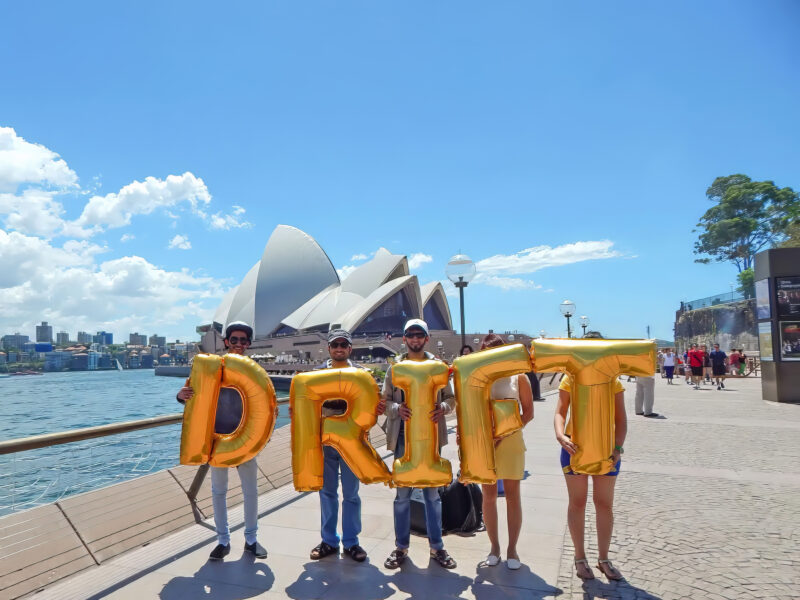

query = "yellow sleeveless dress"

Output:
[[492, 375, 526, 480]]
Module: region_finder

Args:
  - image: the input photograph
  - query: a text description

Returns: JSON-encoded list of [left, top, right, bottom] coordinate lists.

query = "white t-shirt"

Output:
[[663, 353, 676, 367]]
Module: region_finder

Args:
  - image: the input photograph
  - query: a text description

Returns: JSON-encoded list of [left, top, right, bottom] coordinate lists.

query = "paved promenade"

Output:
[[36, 376, 800, 599]]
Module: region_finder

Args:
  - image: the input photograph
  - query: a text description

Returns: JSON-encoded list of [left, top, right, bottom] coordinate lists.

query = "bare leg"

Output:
[[564, 475, 588, 557], [481, 483, 501, 557], [592, 476, 617, 560], [503, 479, 522, 560]]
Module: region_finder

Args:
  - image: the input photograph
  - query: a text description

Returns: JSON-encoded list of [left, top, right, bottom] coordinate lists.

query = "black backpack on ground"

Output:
[[409, 477, 483, 536]]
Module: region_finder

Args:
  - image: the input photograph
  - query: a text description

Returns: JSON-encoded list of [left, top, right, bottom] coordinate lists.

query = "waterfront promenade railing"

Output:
[[681, 290, 748, 311], [0, 398, 290, 517]]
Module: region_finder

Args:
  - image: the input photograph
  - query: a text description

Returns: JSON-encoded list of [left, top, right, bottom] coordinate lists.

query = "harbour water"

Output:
[[0, 369, 290, 516]]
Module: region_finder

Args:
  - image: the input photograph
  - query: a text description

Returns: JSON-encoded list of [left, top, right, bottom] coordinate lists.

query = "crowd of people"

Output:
[[176, 319, 636, 582], [657, 344, 751, 391]]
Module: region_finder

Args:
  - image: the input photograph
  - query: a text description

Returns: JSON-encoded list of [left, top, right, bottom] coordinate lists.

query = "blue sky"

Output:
[[1, 1, 798, 343]]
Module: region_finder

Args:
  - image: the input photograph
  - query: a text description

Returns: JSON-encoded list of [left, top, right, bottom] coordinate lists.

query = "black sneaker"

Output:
[[721, 382, 725, 388], [717, 385, 721, 390], [209, 543, 230, 561], [245, 541, 268, 559]]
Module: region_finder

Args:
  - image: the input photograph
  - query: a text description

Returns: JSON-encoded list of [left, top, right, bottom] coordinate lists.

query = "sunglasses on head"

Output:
[[404, 331, 426, 339], [329, 341, 351, 349], [228, 336, 250, 345]]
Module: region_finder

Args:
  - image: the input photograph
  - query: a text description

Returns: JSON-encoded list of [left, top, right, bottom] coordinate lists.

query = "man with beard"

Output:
[[378, 319, 457, 571]]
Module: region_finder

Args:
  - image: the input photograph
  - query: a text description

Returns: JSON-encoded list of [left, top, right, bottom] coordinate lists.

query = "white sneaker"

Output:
[[506, 558, 522, 570], [485, 554, 500, 566]]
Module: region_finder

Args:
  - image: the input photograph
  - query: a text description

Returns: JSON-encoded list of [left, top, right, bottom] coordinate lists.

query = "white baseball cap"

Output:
[[403, 319, 429, 336]]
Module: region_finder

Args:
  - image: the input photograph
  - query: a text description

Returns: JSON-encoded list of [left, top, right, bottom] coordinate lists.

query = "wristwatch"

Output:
[[614, 444, 624, 454]]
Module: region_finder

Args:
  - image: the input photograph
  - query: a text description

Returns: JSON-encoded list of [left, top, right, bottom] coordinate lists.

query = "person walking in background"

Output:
[[709, 344, 728, 390], [738, 350, 748, 376], [635, 373, 658, 417], [176, 321, 268, 561], [459, 344, 474, 356], [379, 319, 457, 571], [688, 343, 705, 390], [663, 348, 677, 384], [728, 349, 740, 376], [684, 348, 692, 385], [657, 350, 665, 377], [554, 331, 627, 581], [478, 333, 534, 571], [702, 344, 712, 384], [308, 329, 369, 563]]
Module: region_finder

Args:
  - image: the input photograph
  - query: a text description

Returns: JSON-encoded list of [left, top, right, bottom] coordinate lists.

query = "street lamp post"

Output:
[[580, 315, 589, 337], [437, 340, 444, 359], [446, 254, 477, 348], [560, 300, 576, 338]]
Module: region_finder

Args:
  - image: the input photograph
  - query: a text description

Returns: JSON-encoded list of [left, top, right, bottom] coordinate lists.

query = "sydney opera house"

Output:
[[201, 225, 456, 360]]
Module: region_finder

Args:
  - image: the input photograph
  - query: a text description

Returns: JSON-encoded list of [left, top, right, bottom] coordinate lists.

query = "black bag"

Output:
[[408, 478, 484, 536]]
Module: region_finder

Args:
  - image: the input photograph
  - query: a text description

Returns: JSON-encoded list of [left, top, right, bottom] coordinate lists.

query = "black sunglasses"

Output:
[[329, 341, 351, 349], [228, 336, 250, 345], [404, 331, 426, 339]]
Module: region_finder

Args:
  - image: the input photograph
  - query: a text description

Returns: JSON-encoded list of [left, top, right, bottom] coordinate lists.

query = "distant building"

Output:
[[71, 353, 89, 370], [56, 332, 70, 346], [2, 333, 30, 350], [140, 354, 154, 368], [149, 334, 166, 348], [6, 351, 18, 362], [77, 331, 93, 344], [129, 332, 148, 346], [0, 352, 6, 364], [98, 353, 112, 369], [44, 351, 73, 371], [36, 321, 53, 343], [94, 331, 113, 345]]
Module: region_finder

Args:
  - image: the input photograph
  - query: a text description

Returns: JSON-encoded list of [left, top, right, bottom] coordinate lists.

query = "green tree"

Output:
[[694, 174, 799, 272], [779, 221, 800, 248], [737, 267, 755, 299]]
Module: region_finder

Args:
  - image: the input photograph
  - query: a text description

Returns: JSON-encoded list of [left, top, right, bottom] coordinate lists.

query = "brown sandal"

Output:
[[430, 548, 457, 569], [574, 558, 595, 580], [597, 559, 623, 580], [310, 542, 339, 560], [384, 548, 407, 569]]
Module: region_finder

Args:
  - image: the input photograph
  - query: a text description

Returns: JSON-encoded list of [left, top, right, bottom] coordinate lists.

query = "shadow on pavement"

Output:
[[472, 563, 561, 599], [159, 554, 275, 599], [285, 559, 394, 600], [580, 577, 662, 599], [388, 557, 472, 599]]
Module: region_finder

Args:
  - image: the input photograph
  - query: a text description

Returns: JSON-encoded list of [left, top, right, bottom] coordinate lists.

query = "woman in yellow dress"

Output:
[[479, 334, 534, 570]]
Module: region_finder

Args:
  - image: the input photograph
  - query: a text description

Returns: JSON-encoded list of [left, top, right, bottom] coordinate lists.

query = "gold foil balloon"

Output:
[[531, 339, 656, 475], [180, 354, 222, 465], [290, 367, 391, 492], [180, 353, 277, 467], [391, 360, 453, 488], [209, 353, 277, 467], [452, 344, 532, 484]]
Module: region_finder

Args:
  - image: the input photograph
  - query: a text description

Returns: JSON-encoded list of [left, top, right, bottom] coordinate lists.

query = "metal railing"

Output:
[[681, 290, 748, 311], [0, 399, 290, 516]]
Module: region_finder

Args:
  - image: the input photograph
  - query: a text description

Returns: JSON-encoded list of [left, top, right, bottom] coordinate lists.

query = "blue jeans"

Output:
[[319, 445, 361, 548], [393, 431, 443, 550], [210, 457, 259, 546]]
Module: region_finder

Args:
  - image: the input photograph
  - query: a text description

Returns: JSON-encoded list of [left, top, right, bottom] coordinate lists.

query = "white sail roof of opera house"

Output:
[[212, 226, 453, 338]]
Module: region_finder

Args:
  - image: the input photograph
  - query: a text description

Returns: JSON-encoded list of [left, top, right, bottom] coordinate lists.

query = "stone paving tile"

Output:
[[555, 377, 800, 600]]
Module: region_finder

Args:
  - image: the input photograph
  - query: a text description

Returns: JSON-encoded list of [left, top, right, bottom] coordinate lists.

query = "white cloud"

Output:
[[120, 233, 135, 242], [75, 172, 211, 233], [475, 275, 542, 290], [0, 188, 66, 237], [337, 265, 358, 280], [351, 253, 368, 261], [168, 234, 192, 250], [209, 205, 251, 230], [408, 253, 433, 270], [0, 229, 222, 340], [476, 241, 622, 276], [0, 126, 78, 192]]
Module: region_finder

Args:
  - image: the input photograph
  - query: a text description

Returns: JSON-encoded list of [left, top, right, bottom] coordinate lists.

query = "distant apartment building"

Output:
[[1, 333, 29, 350], [44, 351, 73, 371], [93, 331, 113, 345], [148, 334, 166, 349], [56, 332, 70, 346], [129, 332, 148, 346], [36, 321, 53, 343], [77, 331, 93, 344], [140, 353, 154, 368]]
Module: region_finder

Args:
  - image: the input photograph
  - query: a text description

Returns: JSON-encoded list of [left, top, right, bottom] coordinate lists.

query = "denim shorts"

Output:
[[560, 447, 620, 476]]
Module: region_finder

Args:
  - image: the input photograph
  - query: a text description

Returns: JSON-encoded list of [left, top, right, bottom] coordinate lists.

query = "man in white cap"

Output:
[[378, 318, 457, 570], [309, 329, 369, 563], [176, 321, 268, 561]]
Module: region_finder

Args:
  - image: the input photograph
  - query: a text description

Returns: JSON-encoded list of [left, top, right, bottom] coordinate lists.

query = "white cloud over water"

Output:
[[168, 234, 192, 250]]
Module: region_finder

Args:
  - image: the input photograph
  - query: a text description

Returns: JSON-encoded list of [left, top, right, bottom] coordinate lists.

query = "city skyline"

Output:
[[1, 2, 798, 342]]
